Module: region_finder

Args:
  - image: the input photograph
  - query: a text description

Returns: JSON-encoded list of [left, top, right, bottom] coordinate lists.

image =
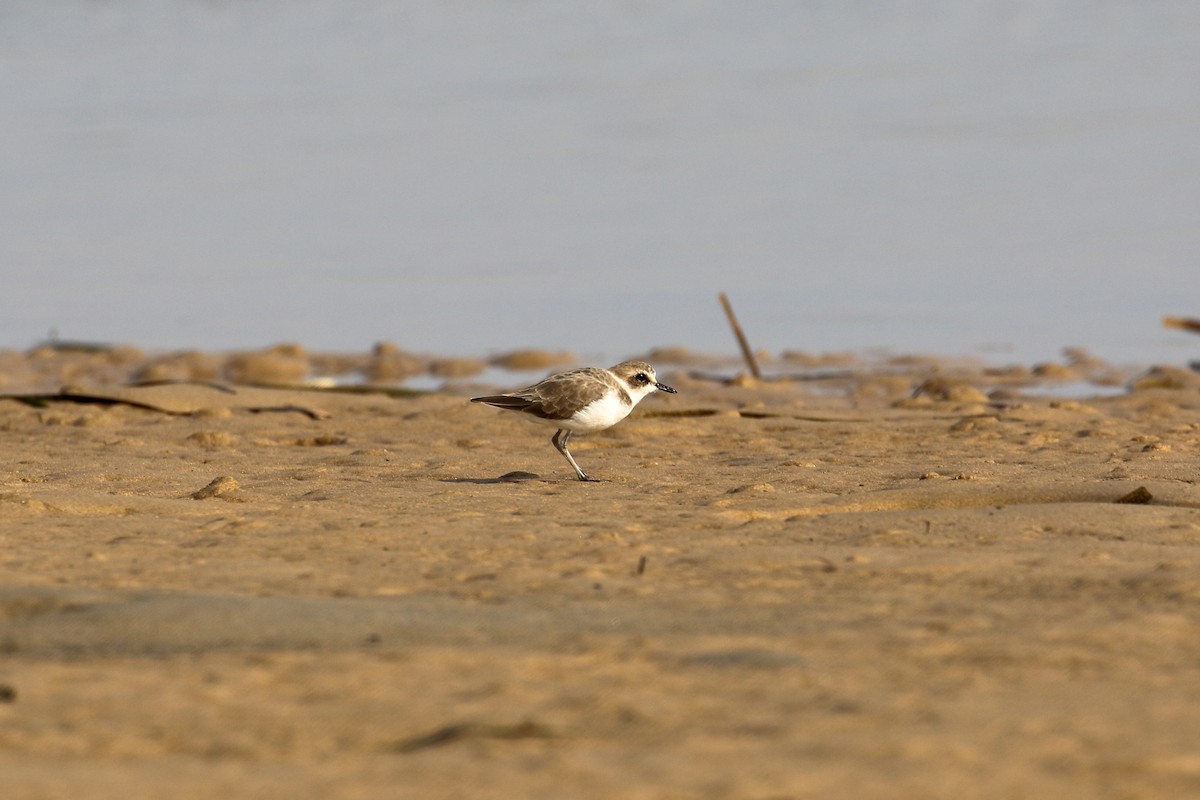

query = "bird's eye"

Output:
[[635, 373, 649, 384]]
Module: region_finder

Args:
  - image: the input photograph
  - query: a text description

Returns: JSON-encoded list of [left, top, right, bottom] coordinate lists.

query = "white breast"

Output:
[[560, 390, 636, 433]]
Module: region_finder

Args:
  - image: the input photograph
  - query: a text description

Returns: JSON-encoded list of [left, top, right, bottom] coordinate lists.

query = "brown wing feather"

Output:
[[470, 367, 622, 422], [469, 395, 537, 411]]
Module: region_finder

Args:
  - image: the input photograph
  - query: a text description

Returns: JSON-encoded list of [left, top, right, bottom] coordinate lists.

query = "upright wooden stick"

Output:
[[719, 292, 761, 379]]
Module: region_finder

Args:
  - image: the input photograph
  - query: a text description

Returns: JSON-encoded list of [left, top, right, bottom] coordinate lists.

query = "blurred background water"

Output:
[[2, 1, 1198, 367]]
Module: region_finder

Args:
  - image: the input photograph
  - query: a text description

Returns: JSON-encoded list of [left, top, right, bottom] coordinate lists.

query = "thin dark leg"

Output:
[[552, 429, 595, 481]]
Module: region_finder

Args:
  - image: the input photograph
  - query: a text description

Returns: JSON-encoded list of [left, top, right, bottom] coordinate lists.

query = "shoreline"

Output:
[[2, 339, 1192, 396]]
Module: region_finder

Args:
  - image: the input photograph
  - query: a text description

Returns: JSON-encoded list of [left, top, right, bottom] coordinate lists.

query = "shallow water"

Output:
[[2, 1, 1198, 367]]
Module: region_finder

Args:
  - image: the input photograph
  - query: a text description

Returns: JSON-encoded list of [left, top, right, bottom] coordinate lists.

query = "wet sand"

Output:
[[1, 345, 1199, 799]]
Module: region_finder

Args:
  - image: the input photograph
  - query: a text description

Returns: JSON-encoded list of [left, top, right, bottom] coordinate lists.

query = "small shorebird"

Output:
[[470, 360, 677, 481]]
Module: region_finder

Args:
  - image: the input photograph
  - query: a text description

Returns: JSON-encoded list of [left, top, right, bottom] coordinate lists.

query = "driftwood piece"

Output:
[[718, 292, 761, 379]]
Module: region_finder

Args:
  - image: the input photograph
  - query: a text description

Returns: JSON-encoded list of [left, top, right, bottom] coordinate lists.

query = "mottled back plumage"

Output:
[[470, 366, 631, 421]]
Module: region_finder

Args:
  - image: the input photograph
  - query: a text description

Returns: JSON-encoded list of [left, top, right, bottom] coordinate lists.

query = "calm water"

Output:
[[2, 1, 1198, 367]]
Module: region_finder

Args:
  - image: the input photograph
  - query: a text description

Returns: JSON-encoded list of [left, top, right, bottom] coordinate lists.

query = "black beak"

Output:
[[655, 381, 677, 394]]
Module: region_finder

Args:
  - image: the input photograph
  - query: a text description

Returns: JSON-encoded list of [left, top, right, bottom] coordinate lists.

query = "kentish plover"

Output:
[[470, 360, 677, 481]]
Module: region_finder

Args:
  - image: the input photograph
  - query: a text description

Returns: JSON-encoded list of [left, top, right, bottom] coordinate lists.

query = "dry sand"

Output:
[[1, 345, 1199, 799]]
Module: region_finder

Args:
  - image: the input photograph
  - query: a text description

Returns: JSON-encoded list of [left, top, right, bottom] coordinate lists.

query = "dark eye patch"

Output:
[[634, 373, 649, 384]]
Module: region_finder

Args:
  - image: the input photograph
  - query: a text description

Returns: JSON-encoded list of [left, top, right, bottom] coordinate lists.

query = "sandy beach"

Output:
[[2, 344, 1199, 799]]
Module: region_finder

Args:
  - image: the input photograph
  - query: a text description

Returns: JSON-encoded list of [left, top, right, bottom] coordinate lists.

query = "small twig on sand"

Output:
[[1163, 316, 1200, 334], [718, 292, 761, 379]]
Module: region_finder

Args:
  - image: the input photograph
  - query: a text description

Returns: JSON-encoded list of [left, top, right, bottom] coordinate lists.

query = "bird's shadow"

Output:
[[441, 471, 550, 485], [441, 471, 604, 485]]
